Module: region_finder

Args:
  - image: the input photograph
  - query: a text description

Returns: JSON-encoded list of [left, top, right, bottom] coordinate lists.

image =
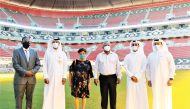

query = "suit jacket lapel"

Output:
[[20, 48, 28, 64]]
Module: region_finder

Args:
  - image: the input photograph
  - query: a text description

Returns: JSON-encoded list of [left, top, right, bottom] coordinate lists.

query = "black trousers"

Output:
[[99, 74, 117, 109]]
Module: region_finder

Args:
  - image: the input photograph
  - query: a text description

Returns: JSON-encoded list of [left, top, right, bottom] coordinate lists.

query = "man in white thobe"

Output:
[[42, 37, 68, 109], [147, 39, 176, 109], [123, 40, 149, 109]]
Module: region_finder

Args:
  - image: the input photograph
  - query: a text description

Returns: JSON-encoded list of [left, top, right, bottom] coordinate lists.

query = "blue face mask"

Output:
[[80, 54, 86, 59]]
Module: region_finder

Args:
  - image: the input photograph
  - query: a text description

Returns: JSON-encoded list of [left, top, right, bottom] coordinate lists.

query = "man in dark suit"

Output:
[[12, 36, 41, 109]]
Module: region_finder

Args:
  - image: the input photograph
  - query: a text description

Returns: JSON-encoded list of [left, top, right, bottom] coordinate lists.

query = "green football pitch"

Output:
[[0, 69, 190, 109]]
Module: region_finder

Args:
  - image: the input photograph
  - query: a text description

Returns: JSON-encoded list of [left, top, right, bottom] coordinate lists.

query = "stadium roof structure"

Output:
[[2, 0, 169, 11], [1, 0, 188, 17]]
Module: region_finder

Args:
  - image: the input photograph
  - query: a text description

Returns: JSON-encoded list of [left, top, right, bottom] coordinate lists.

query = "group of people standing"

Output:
[[12, 36, 175, 109], [123, 39, 175, 109]]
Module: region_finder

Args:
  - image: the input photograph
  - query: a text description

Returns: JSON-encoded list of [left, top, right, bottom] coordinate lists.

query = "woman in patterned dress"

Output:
[[69, 48, 93, 109]]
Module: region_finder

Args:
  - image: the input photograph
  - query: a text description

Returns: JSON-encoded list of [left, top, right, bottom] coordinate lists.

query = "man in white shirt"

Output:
[[94, 41, 122, 109]]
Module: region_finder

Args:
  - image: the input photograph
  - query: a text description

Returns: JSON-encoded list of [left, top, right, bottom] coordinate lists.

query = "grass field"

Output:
[[0, 69, 190, 109]]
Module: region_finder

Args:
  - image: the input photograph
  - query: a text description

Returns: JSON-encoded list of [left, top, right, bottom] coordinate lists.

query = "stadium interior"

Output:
[[0, 0, 190, 108], [1, 0, 190, 71]]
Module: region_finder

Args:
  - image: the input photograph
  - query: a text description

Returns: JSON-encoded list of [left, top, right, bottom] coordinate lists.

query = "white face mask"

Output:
[[132, 46, 138, 52], [52, 43, 59, 49], [104, 45, 111, 51], [154, 45, 161, 51]]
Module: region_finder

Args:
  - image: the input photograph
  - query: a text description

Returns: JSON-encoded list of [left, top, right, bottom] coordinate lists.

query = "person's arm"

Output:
[[69, 60, 75, 87], [167, 52, 176, 86], [168, 52, 176, 79], [12, 49, 27, 77], [43, 52, 49, 79], [88, 78, 91, 90], [145, 55, 151, 81], [123, 56, 133, 78], [32, 51, 41, 74], [134, 55, 147, 80], [94, 55, 100, 79], [115, 55, 122, 79], [88, 61, 94, 78], [69, 72, 73, 87], [62, 53, 68, 79], [146, 55, 152, 87], [88, 61, 93, 88], [94, 55, 100, 86]]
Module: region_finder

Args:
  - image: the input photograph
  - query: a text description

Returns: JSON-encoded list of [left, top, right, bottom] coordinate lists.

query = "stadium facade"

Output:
[[0, 0, 190, 72]]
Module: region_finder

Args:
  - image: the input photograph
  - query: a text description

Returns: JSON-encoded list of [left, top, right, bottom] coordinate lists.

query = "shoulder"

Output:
[[98, 52, 104, 56], [124, 54, 130, 60], [147, 52, 155, 63], [166, 51, 173, 59], [30, 48, 37, 53], [44, 50, 49, 57], [61, 51, 67, 58], [75, 59, 80, 62], [111, 52, 119, 58], [147, 52, 154, 58], [13, 48, 19, 52], [111, 51, 117, 55], [110, 51, 118, 56], [142, 54, 147, 60], [96, 52, 103, 58], [13, 48, 21, 54], [166, 51, 172, 56], [71, 59, 77, 65], [85, 60, 91, 64]]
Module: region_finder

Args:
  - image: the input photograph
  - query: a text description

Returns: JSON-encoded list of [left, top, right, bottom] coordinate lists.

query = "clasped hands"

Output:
[[25, 70, 33, 77]]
